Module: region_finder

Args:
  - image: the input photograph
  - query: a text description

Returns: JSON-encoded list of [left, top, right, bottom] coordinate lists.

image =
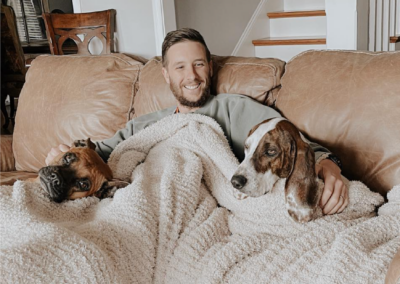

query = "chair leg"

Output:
[[9, 96, 15, 126], [1, 93, 10, 129]]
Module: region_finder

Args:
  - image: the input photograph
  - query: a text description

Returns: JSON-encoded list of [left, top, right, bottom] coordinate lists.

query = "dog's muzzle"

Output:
[[38, 166, 68, 203], [231, 174, 248, 189]]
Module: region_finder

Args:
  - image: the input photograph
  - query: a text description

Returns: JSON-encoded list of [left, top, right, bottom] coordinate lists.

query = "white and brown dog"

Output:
[[231, 118, 322, 223]]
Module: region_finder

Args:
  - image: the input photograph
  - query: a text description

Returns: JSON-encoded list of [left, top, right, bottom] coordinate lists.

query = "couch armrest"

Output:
[[386, 248, 400, 284], [0, 135, 16, 172]]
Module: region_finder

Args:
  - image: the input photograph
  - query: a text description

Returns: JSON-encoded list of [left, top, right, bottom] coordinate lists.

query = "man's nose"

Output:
[[185, 66, 198, 80]]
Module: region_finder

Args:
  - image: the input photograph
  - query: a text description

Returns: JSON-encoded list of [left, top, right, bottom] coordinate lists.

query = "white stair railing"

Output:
[[369, 0, 399, 51]]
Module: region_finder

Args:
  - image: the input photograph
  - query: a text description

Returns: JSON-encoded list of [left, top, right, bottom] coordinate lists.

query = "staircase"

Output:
[[253, 3, 327, 62], [232, 0, 398, 60]]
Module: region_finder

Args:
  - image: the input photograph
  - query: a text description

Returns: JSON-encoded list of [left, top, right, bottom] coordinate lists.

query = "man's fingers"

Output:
[[319, 175, 335, 208], [337, 185, 349, 213], [59, 144, 70, 152], [45, 144, 70, 166], [50, 147, 60, 156], [324, 179, 345, 214]]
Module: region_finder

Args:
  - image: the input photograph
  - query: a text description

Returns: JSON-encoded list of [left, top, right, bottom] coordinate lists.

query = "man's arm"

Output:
[[45, 106, 176, 165], [95, 106, 177, 162], [94, 121, 136, 162]]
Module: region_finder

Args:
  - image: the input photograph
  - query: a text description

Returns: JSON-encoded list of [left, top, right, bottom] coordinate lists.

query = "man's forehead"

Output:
[[166, 42, 207, 61]]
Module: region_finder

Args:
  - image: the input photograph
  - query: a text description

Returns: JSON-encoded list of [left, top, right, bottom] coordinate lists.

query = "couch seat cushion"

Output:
[[0, 171, 38, 186]]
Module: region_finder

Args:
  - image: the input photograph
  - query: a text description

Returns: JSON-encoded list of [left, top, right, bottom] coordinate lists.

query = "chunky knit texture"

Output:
[[1, 114, 399, 283]]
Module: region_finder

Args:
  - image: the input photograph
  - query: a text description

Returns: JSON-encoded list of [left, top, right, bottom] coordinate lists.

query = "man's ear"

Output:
[[162, 67, 170, 84], [72, 138, 96, 150], [95, 179, 130, 199]]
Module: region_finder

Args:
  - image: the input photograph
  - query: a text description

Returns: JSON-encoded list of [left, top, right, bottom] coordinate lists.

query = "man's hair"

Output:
[[162, 28, 211, 67]]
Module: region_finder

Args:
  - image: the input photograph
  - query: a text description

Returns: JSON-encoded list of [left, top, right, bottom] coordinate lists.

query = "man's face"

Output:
[[162, 41, 213, 110]]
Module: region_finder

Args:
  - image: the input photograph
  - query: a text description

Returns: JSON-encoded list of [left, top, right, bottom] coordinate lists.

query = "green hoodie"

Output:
[[95, 93, 330, 162]]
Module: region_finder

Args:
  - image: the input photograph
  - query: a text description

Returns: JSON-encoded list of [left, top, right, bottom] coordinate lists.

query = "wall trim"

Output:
[[152, 0, 176, 56], [232, 0, 266, 56], [72, 0, 82, 13]]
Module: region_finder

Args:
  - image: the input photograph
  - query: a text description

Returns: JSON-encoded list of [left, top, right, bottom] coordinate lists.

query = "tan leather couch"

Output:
[[1, 51, 399, 282]]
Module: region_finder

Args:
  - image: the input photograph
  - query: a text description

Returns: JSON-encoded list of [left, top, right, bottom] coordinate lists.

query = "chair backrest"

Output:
[[43, 9, 116, 55], [1, 4, 26, 77]]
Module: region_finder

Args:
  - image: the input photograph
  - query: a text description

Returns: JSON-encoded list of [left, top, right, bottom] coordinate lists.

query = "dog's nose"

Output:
[[231, 175, 247, 189], [49, 172, 61, 186], [40, 166, 63, 187]]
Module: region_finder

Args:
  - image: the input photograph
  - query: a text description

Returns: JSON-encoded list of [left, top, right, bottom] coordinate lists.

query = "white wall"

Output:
[[325, 0, 358, 50], [74, 0, 157, 59], [174, 0, 260, 56], [285, 0, 325, 10]]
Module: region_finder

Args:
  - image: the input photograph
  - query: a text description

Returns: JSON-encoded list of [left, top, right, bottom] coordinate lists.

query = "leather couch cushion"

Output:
[[385, 248, 400, 284], [275, 50, 400, 195], [0, 171, 38, 186], [0, 135, 15, 172], [133, 55, 285, 117], [13, 54, 143, 172]]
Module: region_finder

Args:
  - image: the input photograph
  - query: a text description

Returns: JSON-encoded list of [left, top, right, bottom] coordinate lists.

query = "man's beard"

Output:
[[170, 77, 211, 109]]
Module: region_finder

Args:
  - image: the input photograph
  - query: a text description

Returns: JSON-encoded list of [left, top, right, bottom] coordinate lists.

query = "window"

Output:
[[6, 0, 47, 46]]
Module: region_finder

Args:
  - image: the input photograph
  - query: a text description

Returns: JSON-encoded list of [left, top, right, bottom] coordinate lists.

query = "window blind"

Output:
[[8, 0, 46, 44]]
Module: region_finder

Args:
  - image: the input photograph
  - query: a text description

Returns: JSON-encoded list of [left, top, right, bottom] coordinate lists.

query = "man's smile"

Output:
[[184, 83, 201, 90]]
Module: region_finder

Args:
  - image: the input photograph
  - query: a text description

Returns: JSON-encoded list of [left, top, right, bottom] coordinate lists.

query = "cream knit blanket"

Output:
[[1, 114, 399, 284]]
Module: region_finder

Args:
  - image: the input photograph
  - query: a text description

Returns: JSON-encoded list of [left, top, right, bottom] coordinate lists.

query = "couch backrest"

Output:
[[13, 53, 285, 172], [274, 50, 400, 195], [13, 54, 144, 172]]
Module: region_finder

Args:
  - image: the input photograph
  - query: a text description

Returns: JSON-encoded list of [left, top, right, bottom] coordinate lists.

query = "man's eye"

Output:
[[77, 180, 90, 191], [176, 66, 183, 69], [195, 63, 204, 67]]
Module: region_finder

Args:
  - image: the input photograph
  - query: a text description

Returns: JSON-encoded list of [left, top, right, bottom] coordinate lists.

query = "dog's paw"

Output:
[[96, 179, 130, 199], [72, 138, 96, 150]]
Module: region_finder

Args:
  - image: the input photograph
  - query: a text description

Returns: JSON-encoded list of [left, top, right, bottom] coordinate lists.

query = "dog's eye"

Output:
[[265, 149, 278, 157], [77, 179, 90, 191], [244, 143, 249, 150]]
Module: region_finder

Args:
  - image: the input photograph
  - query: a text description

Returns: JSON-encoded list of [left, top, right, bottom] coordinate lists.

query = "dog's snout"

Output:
[[231, 175, 247, 189], [41, 166, 62, 184]]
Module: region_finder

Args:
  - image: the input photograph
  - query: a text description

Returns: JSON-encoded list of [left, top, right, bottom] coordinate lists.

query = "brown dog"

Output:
[[37, 138, 128, 203]]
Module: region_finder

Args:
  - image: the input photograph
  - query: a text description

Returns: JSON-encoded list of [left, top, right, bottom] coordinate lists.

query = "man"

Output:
[[47, 28, 348, 215]]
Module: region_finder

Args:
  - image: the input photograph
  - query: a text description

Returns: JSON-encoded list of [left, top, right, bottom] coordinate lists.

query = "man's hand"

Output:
[[45, 144, 70, 165], [315, 159, 348, 215]]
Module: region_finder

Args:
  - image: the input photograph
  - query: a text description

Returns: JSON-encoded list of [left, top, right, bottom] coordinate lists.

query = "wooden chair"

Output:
[[1, 4, 27, 130], [42, 9, 116, 55]]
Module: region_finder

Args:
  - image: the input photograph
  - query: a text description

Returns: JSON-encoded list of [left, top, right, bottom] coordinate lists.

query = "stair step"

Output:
[[390, 36, 400, 43], [267, 10, 326, 19], [253, 36, 326, 46]]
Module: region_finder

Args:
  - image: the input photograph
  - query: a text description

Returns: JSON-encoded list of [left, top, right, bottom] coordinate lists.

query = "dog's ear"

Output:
[[282, 126, 321, 223], [278, 137, 297, 178], [72, 138, 96, 150], [95, 179, 130, 199]]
